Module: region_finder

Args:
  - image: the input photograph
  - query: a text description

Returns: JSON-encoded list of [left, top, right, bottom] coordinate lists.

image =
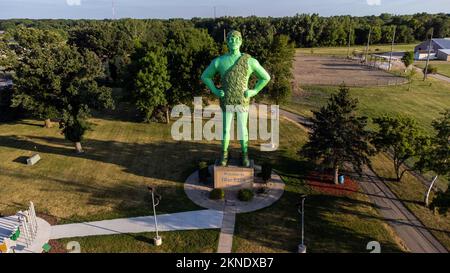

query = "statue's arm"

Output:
[[201, 58, 224, 98], [246, 58, 271, 98]]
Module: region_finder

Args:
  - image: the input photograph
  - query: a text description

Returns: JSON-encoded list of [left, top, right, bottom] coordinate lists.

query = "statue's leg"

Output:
[[220, 111, 234, 166], [237, 111, 250, 167]]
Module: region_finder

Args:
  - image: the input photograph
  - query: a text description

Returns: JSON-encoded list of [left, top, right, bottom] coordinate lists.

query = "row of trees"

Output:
[[302, 85, 449, 189], [1, 20, 295, 151], [1, 27, 114, 152], [2, 13, 449, 48]]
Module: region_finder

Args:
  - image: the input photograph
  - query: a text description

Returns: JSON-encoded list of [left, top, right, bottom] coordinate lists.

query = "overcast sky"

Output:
[[0, 0, 449, 19]]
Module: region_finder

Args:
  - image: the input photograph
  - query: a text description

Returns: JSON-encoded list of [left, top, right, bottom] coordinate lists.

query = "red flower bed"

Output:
[[306, 171, 360, 197]]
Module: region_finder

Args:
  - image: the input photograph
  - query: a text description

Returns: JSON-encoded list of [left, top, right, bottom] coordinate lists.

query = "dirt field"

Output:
[[294, 53, 407, 88]]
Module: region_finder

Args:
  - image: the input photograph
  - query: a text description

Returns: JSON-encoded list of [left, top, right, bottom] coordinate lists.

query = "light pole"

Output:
[[297, 194, 307, 253], [147, 186, 162, 246]]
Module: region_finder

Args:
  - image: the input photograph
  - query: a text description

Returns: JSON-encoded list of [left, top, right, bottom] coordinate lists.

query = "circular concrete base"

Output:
[[298, 244, 307, 253], [184, 166, 285, 213], [154, 236, 162, 246]]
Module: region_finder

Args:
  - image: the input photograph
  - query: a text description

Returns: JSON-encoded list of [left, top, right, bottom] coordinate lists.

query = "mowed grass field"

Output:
[[415, 61, 450, 78], [0, 117, 206, 222], [232, 121, 406, 253], [297, 43, 416, 56], [53, 229, 220, 253], [285, 75, 450, 132]]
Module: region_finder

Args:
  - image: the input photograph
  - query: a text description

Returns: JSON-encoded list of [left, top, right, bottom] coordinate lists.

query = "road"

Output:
[[413, 65, 450, 84], [279, 108, 448, 253]]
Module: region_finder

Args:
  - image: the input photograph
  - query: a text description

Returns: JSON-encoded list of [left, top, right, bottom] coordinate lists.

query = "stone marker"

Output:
[[214, 160, 254, 189], [27, 154, 41, 166]]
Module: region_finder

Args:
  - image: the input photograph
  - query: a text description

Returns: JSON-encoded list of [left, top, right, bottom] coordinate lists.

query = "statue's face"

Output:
[[227, 34, 242, 52]]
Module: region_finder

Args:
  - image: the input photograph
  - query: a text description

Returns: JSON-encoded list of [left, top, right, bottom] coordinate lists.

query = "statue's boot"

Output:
[[242, 152, 250, 167], [220, 151, 228, 166]]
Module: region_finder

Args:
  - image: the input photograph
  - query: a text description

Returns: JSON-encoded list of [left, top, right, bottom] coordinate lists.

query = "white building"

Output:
[[414, 38, 450, 61]]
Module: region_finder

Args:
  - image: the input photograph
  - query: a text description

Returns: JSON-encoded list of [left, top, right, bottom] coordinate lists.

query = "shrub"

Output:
[[209, 188, 224, 200], [261, 163, 272, 182], [238, 189, 254, 202], [423, 65, 438, 75], [198, 161, 209, 184]]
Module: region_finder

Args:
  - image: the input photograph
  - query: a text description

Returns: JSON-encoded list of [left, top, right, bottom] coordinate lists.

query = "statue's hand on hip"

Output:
[[215, 89, 225, 98], [244, 89, 257, 98]]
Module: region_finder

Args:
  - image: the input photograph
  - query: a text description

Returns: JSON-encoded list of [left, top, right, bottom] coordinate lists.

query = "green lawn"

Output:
[[415, 61, 450, 78], [297, 43, 416, 57], [284, 75, 450, 132], [232, 121, 405, 253], [52, 229, 219, 253]]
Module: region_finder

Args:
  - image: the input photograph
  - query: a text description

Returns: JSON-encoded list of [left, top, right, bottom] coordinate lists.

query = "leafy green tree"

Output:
[[416, 110, 450, 212], [265, 35, 295, 105], [128, 45, 171, 123], [405, 68, 417, 91], [165, 27, 218, 106], [68, 22, 134, 82], [9, 27, 65, 127], [301, 85, 374, 184], [372, 115, 429, 181], [416, 110, 450, 179], [13, 42, 114, 152], [401, 51, 415, 69]]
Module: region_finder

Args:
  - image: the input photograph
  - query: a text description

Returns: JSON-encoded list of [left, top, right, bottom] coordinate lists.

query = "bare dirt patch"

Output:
[[294, 53, 406, 87]]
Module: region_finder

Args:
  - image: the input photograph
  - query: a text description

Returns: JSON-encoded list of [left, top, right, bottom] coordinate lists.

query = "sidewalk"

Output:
[[50, 209, 223, 240]]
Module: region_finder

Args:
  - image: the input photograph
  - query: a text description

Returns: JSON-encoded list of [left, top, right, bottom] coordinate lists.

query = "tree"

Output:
[[372, 115, 429, 181], [13, 41, 114, 152], [265, 34, 295, 105], [7, 27, 65, 127], [165, 27, 218, 106], [401, 51, 415, 69], [416, 110, 450, 211], [301, 85, 374, 184], [128, 45, 171, 123], [416, 110, 450, 179], [405, 68, 417, 91]]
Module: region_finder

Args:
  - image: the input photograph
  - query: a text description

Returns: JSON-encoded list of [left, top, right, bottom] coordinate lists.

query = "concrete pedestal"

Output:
[[154, 236, 162, 246], [298, 244, 307, 253]]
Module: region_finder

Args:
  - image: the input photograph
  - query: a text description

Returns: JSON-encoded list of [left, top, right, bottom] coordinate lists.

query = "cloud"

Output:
[[366, 0, 381, 6], [66, 0, 81, 6]]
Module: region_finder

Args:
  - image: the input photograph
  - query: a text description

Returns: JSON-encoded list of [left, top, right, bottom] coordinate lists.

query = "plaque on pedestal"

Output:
[[213, 159, 254, 189]]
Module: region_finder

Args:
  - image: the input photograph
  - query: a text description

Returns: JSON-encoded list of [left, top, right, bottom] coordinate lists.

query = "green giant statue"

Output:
[[201, 30, 271, 167]]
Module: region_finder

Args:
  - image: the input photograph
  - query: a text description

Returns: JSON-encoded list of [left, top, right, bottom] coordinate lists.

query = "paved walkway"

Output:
[[429, 73, 450, 84], [217, 207, 236, 253], [50, 210, 223, 239], [413, 65, 450, 84], [280, 108, 448, 253]]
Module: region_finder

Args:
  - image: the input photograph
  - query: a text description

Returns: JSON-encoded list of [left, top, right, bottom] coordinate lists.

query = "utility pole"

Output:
[[423, 28, 434, 81], [364, 27, 372, 63], [347, 23, 352, 59], [214, 6, 216, 19], [388, 25, 396, 71], [112, 0, 115, 20]]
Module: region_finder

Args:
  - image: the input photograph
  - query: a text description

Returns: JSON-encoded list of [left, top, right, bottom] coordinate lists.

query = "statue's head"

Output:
[[226, 30, 242, 52]]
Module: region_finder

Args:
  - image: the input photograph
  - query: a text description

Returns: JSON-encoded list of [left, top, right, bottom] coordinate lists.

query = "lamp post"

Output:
[[297, 194, 307, 253], [147, 186, 162, 246]]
